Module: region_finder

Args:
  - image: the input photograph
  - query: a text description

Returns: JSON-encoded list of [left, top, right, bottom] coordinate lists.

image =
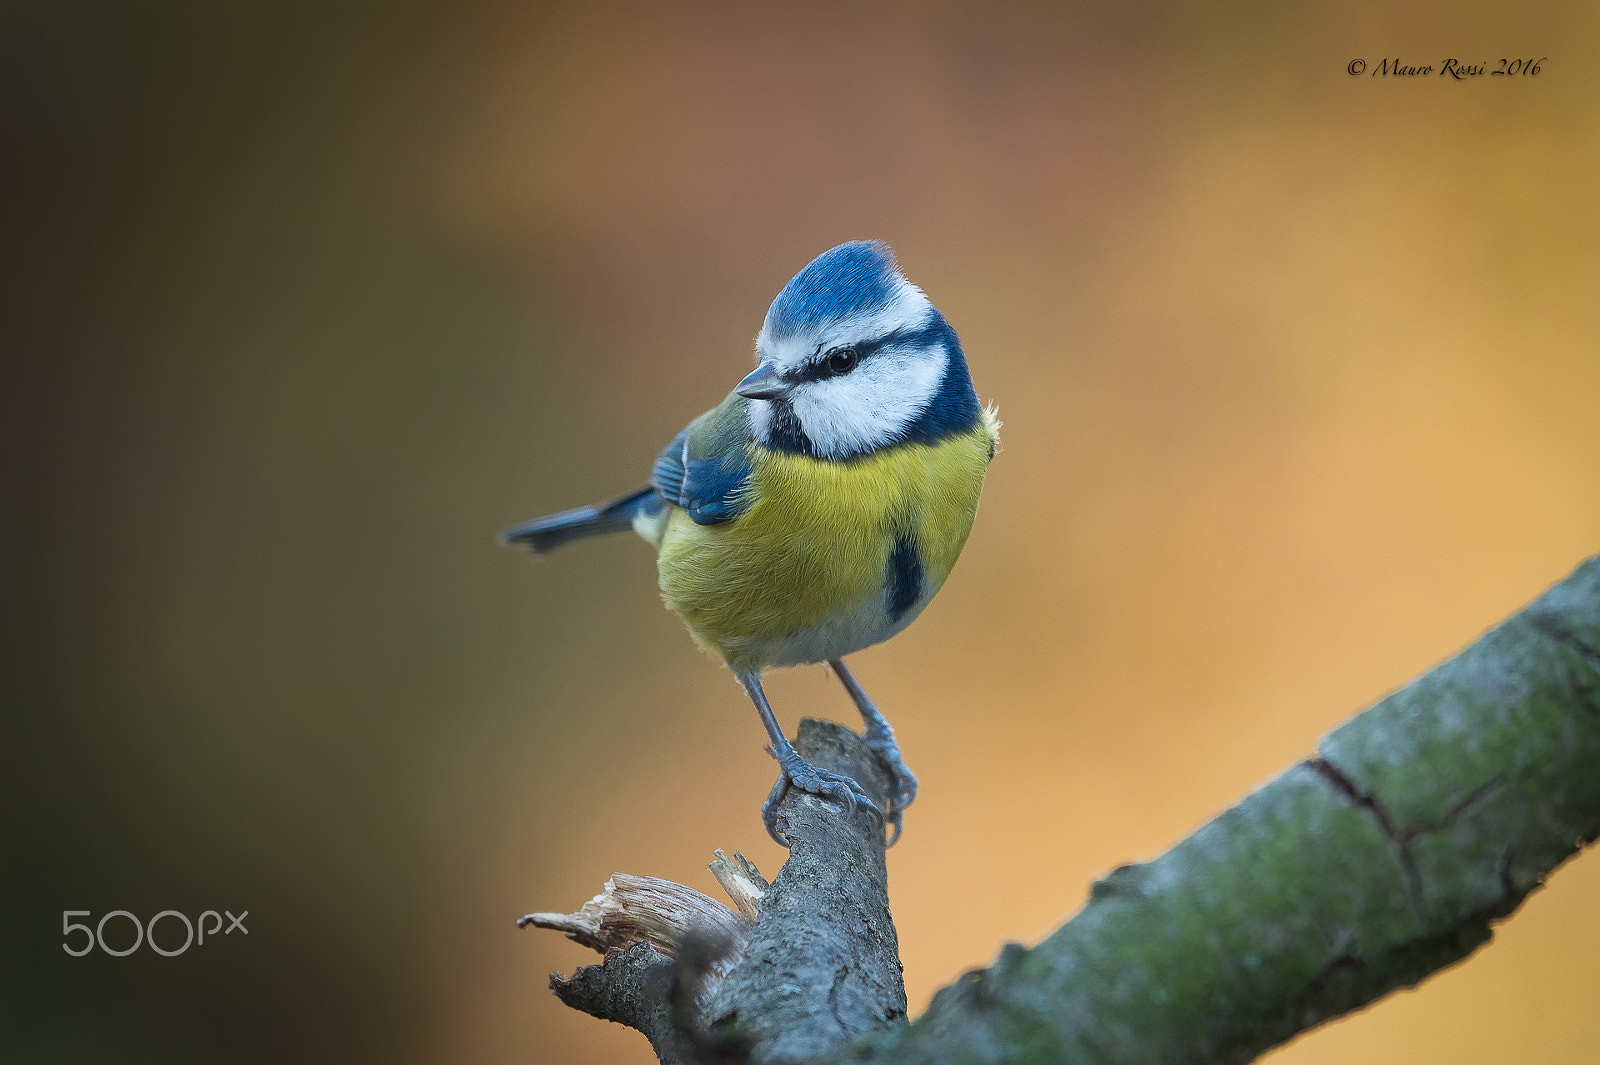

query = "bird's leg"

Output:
[[739, 671, 881, 847], [829, 658, 917, 846]]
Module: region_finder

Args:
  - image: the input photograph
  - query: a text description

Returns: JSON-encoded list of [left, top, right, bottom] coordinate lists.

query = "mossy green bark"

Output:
[[835, 556, 1600, 1065]]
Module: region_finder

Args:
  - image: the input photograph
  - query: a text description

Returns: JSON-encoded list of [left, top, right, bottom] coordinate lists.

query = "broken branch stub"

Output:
[[524, 720, 907, 1064], [519, 872, 751, 958]]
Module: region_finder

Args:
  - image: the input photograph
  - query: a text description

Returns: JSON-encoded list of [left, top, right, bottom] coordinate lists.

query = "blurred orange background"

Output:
[[5, 2, 1598, 1063]]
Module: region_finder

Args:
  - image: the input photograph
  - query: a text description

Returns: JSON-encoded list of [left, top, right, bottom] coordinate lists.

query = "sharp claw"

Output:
[[763, 774, 791, 846], [831, 781, 858, 820]]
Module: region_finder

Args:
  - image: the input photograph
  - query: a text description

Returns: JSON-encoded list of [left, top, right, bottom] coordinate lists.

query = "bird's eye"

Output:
[[825, 347, 860, 376]]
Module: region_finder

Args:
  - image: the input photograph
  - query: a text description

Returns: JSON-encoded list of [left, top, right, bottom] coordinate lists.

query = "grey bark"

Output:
[[705, 719, 908, 1062], [526, 555, 1600, 1065], [548, 941, 697, 1064], [527, 719, 906, 1064]]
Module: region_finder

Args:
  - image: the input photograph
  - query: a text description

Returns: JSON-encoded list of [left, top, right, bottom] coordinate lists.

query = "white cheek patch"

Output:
[[758, 278, 933, 372], [746, 395, 773, 442], [791, 344, 948, 458]]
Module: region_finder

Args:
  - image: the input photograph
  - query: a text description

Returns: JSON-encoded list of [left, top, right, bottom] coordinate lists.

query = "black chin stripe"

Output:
[[886, 533, 922, 622], [763, 398, 817, 456]]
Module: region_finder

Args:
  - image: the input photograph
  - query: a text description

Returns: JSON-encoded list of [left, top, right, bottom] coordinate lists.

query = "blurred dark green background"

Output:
[[4, 3, 1598, 1063]]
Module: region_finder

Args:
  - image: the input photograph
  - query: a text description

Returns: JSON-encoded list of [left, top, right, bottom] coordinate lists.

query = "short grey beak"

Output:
[[735, 362, 789, 400]]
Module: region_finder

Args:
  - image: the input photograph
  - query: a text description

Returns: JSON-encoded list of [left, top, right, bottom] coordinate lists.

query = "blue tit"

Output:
[[502, 241, 998, 846]]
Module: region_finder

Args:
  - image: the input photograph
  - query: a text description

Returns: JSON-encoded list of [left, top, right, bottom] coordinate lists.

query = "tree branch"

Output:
[[523, 555, 1600, 1065], [524, 719, 905, 1064], [831, 554, 1600, 1063], [706, 720, 907, 1063]]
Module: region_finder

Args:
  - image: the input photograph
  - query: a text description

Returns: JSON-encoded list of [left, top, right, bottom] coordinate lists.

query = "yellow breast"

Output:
[[655, 410, 997, 673]]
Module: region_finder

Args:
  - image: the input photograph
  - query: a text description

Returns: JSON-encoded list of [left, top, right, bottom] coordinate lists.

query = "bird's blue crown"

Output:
[[763, 241, 904, 340]]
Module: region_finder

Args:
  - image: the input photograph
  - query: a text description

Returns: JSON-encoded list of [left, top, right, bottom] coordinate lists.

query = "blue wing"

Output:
[[652, 392, 753, 526]]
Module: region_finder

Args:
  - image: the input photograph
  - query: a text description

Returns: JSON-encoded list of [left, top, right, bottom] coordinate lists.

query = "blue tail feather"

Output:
[[500, 486, 659, 555]]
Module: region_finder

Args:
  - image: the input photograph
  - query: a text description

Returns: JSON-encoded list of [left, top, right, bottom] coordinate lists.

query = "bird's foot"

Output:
[[862, 728, 918, 847], [762, 747, 882, 847]]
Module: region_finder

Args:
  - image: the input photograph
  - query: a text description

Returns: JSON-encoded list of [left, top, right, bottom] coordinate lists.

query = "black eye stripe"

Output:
[[794, 337, 880, 382], [793, 346, 862, 383], [786, 321, 944, 384]]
